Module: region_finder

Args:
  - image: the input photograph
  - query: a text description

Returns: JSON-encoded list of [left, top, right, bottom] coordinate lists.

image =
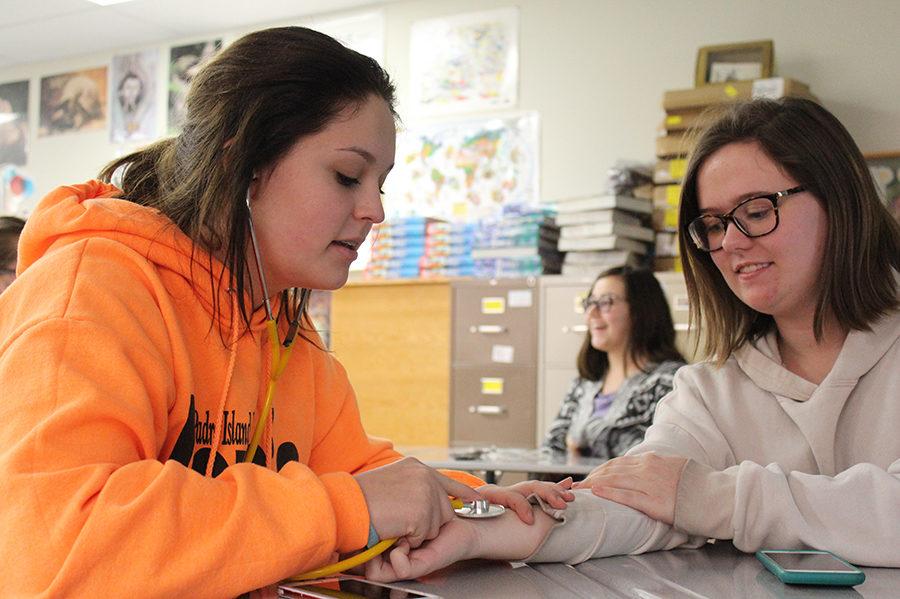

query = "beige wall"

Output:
[[2, 0, 899, 205]]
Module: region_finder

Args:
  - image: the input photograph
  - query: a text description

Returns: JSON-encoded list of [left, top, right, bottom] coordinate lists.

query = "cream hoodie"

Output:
[[529, 293, 899, 567]]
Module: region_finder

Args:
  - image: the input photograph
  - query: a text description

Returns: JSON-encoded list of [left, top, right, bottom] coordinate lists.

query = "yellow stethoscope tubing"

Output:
[[243, 191, 299, 464], [242, 319, 292, 464]]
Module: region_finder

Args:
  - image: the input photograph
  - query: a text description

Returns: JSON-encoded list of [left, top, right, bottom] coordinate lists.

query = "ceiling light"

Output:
[[86, 0, 139, 6]]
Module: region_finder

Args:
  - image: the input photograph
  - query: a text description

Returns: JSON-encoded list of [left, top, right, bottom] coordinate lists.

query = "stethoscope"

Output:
[[241, 190, 505, 582]]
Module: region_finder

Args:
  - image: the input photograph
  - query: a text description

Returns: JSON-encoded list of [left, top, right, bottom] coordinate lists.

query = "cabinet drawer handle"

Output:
[[468, 405, 506, 415], [562, 324, 588, 334], [469, 325, 507, 334]]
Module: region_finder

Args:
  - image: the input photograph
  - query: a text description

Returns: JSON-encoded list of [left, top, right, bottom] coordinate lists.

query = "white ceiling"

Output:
[[0, 0, 387, 69]]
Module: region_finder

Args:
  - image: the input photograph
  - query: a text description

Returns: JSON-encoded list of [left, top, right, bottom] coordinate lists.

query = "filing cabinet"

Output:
[[537, 276, 595, 447], [451, 278, 539, 447], [654, 271, 703, 362]]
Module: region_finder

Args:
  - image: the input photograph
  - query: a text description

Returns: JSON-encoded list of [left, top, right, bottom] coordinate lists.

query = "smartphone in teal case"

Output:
[[756, 549, 865, 586]]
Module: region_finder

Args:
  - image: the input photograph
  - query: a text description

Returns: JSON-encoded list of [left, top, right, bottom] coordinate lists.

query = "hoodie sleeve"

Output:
[[627, 365, 900, 567]]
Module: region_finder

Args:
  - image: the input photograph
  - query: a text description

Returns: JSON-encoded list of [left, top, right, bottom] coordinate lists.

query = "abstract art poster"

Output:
[[39, 67, 108, 137], [384, 112, 540, 222], [0, 80, 28, 166], [410, 8, 518, 116], [111, 49, 159, 143], [168, 39, 222, 134]]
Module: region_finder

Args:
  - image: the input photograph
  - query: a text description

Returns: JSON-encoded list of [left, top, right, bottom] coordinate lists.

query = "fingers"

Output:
[[357, 458, 481, 545], [524, 480, 575, 509], [412, 507, 444, 548], [388, 540, 413, 580], [504, 491, 534, 524], [365, 553, 396, 582], [590, 484, 673, 523], [582, 459, 682, 524], [573, 456, 644, 489], [439, 472, 483, 502]]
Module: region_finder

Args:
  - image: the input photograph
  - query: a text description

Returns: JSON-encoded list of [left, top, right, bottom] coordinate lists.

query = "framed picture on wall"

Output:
[[695, 40, 774, 86], [39, 67, 108, 137], [110, 49, 159, 143], [866, 151, 900, 224], [0, 80, 28, 166], [168, 39, 222, 134]]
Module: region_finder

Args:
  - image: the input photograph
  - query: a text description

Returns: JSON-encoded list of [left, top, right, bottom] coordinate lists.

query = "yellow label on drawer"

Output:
[[666, 115, 683, 126], [480, 377, 504, 395], [575, 292, 588, 314], [666, 184, 682, 206], [481, 297, 506, 314], [724, 84, 738, 98], [669, 159, 687, 180]]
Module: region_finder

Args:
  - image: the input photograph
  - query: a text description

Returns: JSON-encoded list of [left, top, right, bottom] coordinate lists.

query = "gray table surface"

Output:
[[401, 542, 896, 598], [399, 445, 607, 476]]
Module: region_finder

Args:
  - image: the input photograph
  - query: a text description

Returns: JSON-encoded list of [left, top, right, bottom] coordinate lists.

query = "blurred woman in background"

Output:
[[543, 266, 686, 458]]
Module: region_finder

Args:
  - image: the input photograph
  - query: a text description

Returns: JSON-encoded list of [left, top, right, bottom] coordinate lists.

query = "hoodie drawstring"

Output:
[[205, 295, 240, 477]]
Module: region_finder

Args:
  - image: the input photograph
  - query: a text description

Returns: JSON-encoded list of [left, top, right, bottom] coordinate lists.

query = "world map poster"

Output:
[[384, 112, 540, 222]]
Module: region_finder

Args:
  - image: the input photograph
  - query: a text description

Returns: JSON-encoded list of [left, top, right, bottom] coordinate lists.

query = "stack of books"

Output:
[[471, 205, 562, 278], [419, 221, 476, 278], [364, 216, 432, 279], [553, 192, 653, 276]]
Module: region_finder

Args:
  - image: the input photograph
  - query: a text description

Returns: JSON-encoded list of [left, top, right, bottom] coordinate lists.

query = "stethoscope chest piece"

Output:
[[454, 498, 506, 519]]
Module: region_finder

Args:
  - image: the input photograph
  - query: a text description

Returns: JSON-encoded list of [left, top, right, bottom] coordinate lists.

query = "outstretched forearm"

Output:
[[365, 505, 557, 582], [468, 507, 558, 560]]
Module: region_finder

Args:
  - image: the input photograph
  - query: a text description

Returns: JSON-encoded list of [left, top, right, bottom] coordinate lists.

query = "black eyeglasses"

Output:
[[687, 186, 805, 252], [581, 293, 625, 313]]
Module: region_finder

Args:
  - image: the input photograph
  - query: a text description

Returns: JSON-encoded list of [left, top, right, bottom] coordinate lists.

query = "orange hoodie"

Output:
[[0, 181, 481, 597]]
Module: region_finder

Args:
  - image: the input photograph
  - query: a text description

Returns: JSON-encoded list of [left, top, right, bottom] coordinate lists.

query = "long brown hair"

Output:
[[0, 215, 25, 268], [678, 97, 900, 364], [576, 266, 685, 381], [99, 27, 396, 341]]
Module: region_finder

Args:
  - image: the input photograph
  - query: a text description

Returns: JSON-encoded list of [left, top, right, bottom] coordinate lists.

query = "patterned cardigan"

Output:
[[542, 360, 684, 458]]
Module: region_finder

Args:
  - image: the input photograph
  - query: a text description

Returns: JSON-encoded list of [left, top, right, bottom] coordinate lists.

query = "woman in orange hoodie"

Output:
[[0, 27, 571, 597]]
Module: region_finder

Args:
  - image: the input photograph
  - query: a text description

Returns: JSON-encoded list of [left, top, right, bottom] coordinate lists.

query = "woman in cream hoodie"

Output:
[[363, 98, 900, 582], [573, 97, 900, 566]]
